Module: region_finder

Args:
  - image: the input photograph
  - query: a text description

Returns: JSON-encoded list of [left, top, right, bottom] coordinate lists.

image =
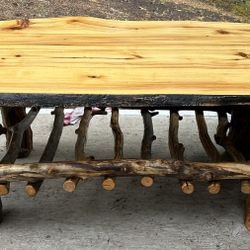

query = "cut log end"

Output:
[[25, 185, 38, 197], [180, 181, 194, 195], [208, 181, 221, 194], [63, 177, 80, 193], [241, 180, 250, 194], [102, 177, 115, 191], [141, 176, 154, 187], [0, 183, 10, 196], [25, 181, 43, 197], [245, 195, 250, 231]]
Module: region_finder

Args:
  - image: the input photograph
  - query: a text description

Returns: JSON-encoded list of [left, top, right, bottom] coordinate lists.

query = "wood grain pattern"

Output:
[[0, 16, 249, 96]]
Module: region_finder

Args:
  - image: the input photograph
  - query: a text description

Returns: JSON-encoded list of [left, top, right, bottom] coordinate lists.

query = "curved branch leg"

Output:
[[140, 109, 158, 187], [0, 107, 40, 196], [169, 110, 193, 193], [71, 107, 107, 192], [75, 107, 93, 161], [1, 107, 33, 158], [104, 107, 124, 190], [215, 111, 250, 229], [111, 108, 124, 160], [168, 110, 184, 161], [195, 110, 222, 193], [195, 110, 221, 162], [25, 107, 64, 197], [141, 109, 158, 159], [215, 111, 245, 162]]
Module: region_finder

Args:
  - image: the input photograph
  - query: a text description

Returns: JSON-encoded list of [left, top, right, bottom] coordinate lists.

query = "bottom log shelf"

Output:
[[0, 160, 250, 182]]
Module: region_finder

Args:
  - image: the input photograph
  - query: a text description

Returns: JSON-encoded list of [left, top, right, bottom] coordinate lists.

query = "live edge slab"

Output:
[[0, 16, 249, 108]]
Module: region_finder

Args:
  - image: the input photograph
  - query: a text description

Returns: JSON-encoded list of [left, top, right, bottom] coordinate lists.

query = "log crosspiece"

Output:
[[0, 107, 40, 196], [140, 109, 158, 187], [69, 107, 107, 193], [195, 110, 221, 194], [1, 160, 250, 181], [25, 107, 64, 197]]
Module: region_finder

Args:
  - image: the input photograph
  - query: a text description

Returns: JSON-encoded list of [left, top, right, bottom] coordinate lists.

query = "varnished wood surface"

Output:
[[0, 16, 249, 96]]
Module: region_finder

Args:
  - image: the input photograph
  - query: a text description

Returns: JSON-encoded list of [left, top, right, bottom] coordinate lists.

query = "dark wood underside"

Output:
[[0, 93, 250, 108]]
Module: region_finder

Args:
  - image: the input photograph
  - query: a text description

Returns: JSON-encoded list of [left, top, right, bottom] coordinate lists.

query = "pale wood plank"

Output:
[[0, 16, 249, 95]]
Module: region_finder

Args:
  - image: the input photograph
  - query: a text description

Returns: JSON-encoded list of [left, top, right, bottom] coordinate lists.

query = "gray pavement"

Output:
[[0, 112, 249, 250]]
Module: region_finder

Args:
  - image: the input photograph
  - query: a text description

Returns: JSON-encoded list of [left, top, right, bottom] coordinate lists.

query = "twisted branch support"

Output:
[[64, 107, 107, 192], [111, 108, 124, 160], [195, 110, 221, 194], [25, 107, 64, 197], [0, 107, 39, 223], [169, 110, 184, 161], [0, 107, 40, 196], [214, 111, 250, 229], [103, 108, 124, 191], [140, 109, 158, 187], [1, 107, 33, 158], [169, 110, 193, 194]]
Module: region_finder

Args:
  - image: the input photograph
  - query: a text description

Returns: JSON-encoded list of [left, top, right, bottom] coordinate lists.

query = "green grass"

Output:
[[233, 1, 250, 18], [206, 0, 250, 20]]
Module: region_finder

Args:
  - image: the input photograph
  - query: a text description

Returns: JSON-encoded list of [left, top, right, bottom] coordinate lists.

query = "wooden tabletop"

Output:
[[0, 16, 250, 96]]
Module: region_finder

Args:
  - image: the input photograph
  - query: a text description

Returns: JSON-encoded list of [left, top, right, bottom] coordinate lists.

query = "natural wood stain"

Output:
[[0, 16, 249, 95]]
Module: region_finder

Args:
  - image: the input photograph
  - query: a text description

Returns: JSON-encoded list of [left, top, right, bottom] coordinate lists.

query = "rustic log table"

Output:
[[0, 16, 250, 228]]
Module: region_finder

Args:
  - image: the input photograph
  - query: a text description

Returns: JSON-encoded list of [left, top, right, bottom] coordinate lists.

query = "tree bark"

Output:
[[229, 108, 250, 160], [0, 160, 249, 182], [1, 107, 33, 158]]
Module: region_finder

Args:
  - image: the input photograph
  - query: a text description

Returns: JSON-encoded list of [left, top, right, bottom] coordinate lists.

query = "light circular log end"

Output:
[[25, 185, 38, 197], [208, 182, 221, 195], [102, 178, 116, 191], [245, 195, 250, 231], [63, 178, 79, 193], [0, 183, 10, 196], [241, 180, 250, 194], [181, 181, 194, 195], [141, 176, 154, 187]]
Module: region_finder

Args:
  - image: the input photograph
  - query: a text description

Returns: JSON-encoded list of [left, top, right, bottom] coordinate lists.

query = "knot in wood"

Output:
[[173, 160, 182, 170], [203, 172, 213, 181]]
